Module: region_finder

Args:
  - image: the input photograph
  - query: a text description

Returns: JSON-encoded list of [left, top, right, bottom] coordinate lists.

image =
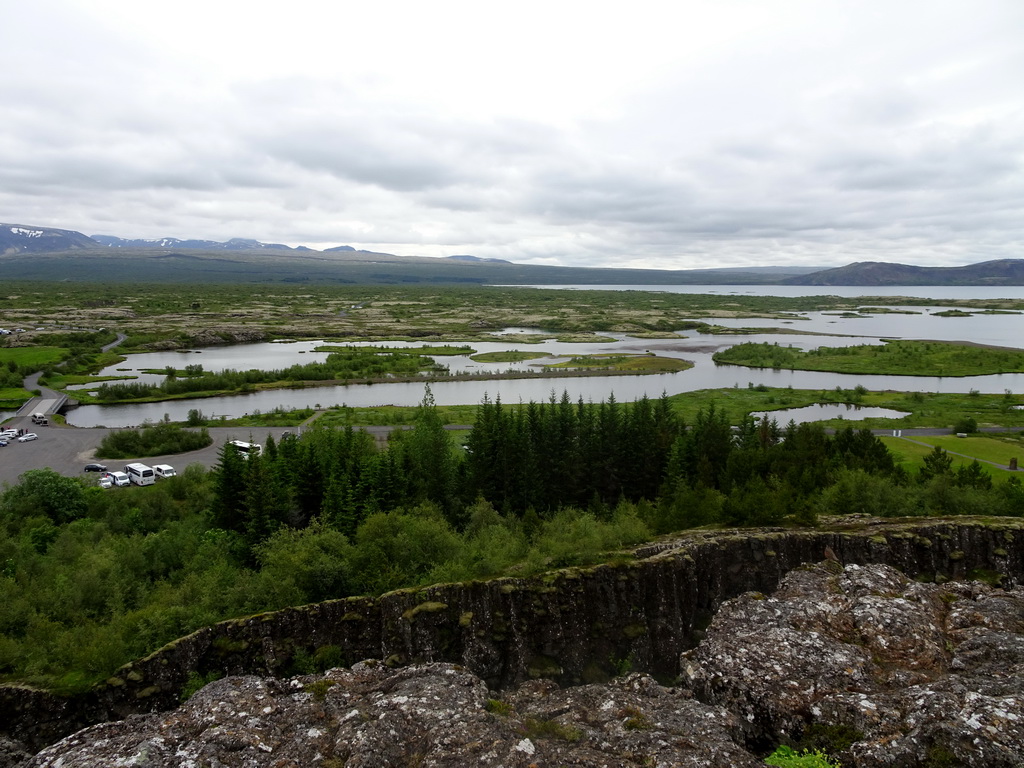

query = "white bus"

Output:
[[228, 440, 263, 459], [123, 462, 156, 486]]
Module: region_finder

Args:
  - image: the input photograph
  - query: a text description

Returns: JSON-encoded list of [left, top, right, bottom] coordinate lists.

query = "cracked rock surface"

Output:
[[16, 563, 1024, 767], [680, 562, 1024, 767], [22, 662, 758, 768]]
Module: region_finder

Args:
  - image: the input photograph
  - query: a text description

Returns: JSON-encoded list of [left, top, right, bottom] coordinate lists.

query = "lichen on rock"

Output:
[[23, 662, 760, 768], [680, 562, 1024, 767]]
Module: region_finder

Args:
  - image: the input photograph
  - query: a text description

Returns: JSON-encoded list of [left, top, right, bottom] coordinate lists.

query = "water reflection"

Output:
[[753, 403, 911, 426]]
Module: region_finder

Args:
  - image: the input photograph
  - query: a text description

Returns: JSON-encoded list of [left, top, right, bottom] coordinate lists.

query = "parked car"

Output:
[[153, 464, 176, 479], [17, 433, 38, 442], [0, 439, 7, 447], [98, 475, 113, 489], [84, 463, 108, 473]]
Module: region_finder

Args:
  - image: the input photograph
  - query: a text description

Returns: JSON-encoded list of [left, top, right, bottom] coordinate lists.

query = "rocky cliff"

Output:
[[17, 558, 1024, 767], [2, 517, 1022, 760]]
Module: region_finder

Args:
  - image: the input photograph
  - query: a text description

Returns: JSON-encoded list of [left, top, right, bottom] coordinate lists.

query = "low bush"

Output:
[[96, 424, 212, 459]]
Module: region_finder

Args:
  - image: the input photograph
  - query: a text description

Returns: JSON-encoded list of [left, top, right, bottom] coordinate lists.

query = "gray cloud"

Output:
[[1, 0, 1023, 269]]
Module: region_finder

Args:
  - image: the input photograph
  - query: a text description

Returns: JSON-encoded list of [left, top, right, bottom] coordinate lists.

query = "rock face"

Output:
[[24, 663, 760, 768], [681, 561, 1024, 766], [20, 562, 1024, 768], [2, 519, 1023, 756]]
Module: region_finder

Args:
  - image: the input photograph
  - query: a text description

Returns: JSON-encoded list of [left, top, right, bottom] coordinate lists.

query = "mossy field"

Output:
[[3, 282, 1022, 353]]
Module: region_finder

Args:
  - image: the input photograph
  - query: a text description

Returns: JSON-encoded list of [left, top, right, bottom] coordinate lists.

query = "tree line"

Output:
[[1, 388, 1022, 691]]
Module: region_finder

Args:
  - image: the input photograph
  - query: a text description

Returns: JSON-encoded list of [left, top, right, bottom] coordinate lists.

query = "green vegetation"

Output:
[[2, 389, 1024, 693], [765, 745, 841, 767], [3, 282, 1022, 356], [884, 434, 1021, 475], [0, 387, 31, 408], [95, 423, 213, 459], [714, 340, 1024, 377], [543, 354, 692, 372], [3, 281, 1024, 704], [316, 403, 479, 428], [87, 347, 449, 402], [470, 350, 548, 363], [0, 347, 67, 368], [522, 717, 582, 742]]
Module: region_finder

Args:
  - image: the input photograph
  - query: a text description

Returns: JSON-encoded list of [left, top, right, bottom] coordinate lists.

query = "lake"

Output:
[[754, 403, 911, 426], [517, 285, 1024, 300], [64, 287, 1024, 427]]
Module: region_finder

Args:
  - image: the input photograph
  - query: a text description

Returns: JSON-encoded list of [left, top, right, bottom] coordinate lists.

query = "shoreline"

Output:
[[58, 363, 696, 413]]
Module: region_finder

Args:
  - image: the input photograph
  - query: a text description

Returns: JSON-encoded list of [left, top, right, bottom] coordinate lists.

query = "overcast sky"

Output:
[[2, 1, 1022, 270]]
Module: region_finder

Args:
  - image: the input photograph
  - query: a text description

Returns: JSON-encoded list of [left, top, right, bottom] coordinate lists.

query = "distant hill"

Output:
[[785, 259, 1024, 286], [0, 220, 824, 285], [94, 235, 300, 251], [0, 223, 99, 254], [9, 220, 1020, 287]]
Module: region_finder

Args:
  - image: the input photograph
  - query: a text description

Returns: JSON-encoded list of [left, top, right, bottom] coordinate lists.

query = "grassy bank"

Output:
[[714, 340, 1024, 377]]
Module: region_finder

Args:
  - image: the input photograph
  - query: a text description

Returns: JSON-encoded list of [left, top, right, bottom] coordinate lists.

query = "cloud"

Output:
[[1, 0, 1023, 269]]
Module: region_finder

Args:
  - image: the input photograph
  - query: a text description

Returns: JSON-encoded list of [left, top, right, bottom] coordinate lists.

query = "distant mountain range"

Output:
[[781, 259, 1024, 286], [2, 222, 1022, 286], [91, 235, 305, 251], [0, 223, 98, 253]]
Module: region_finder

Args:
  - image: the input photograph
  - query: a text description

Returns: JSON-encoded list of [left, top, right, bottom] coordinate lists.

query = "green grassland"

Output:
[[0, 387, 32, 406], [898, 434, 1022, 468], [879, 434, 1022, 482], [544, 354, 693, 373], [470, 350, 549, 363], [0, 346, 67, 367], [714, 340, 1024, 377]]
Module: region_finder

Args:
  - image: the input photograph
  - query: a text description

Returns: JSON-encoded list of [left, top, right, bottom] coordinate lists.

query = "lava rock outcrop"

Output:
[[18, 560, 1024, 768], [681, 561, 1024, 766]]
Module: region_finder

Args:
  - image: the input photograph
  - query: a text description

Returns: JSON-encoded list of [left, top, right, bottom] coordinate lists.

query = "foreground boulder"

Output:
[[681, 562, 1024, 766], [24, 662, 759, 768]]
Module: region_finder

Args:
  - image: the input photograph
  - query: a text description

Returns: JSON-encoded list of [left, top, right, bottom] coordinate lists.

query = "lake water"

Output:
[[518, 285, 1024, 300], [64, 287, 1024, 427], [754, 403, 911, 426]]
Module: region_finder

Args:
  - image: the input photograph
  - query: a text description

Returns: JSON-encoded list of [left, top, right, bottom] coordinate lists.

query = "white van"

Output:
[[106, 471, 130, 487], [123, 462, 156, 486], [153, 464, 177, 479]]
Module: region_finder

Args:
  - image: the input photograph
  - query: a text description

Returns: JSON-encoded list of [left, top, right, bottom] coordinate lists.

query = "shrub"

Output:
[[765, 745, 840, 767], [951, 416, 977, 434]]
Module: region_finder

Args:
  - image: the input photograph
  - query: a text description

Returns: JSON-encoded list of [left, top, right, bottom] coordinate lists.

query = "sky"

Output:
[[2, 1, 1023, 270]]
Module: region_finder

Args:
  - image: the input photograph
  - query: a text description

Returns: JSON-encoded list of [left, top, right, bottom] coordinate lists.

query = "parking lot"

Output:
[[0, 422, 303, 487], [0, 415, 405, 487]]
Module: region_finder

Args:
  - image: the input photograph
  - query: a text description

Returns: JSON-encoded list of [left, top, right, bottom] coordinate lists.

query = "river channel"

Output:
[[62, 287, 1024, 427]]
